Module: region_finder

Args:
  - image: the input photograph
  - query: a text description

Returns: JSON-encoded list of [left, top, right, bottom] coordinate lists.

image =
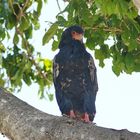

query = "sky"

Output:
[[1, 0, 140, 139]]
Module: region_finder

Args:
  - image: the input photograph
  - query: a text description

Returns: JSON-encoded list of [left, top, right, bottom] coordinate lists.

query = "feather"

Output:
[[88, 56, 98, 92], [53, 57, 59, 80], [53, 26, 98, 122]]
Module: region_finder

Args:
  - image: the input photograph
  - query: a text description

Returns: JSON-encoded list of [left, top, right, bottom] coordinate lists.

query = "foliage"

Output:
[[0, 0, 140, 97], [0, 0, 52, 97], [43, 0, 140, 76]]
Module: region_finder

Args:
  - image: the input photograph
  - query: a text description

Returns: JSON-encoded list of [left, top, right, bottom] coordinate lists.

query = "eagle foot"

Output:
[[63, 110, 76, 119], [81, 113, 91, 123], [69, 110, 76, 118]]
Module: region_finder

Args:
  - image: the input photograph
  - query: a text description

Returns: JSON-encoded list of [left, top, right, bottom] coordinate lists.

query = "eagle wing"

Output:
[[53, 56, 68, 113], [88, 56, 98, 92], [53, 56, 62, 104], [53, 56, 59, 84]]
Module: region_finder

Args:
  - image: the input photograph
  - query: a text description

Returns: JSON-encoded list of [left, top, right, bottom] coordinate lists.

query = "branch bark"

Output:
[[0, 88, 140, 140]]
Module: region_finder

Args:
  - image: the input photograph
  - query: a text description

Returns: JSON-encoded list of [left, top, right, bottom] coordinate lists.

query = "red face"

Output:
[[71, 31, 83, 41]]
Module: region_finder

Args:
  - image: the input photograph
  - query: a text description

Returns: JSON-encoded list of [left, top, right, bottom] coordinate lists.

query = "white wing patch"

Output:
[[53, 57, 59, 79], [88, 56, 96, 82]]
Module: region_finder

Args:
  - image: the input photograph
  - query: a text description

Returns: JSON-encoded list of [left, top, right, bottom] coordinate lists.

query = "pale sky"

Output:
[[1, 0, 140, 139]]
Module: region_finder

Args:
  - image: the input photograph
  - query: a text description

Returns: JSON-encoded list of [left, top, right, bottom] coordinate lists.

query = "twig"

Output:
[[56, 0, 62, 12], [15, 27, 48, 80], [84, 26, 122, 33], [22, 0, 29, 11]]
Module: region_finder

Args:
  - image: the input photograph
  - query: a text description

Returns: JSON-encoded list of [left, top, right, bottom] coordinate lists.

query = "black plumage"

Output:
[[53, 25, 98, 122]]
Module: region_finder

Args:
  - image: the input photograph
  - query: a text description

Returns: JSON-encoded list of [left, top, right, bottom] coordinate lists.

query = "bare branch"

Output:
[[0, 90, 140, 140]]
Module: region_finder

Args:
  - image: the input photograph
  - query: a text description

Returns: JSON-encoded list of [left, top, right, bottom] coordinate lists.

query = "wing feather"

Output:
[[53, 57, 59, 84], [88, 56, 98, 92]]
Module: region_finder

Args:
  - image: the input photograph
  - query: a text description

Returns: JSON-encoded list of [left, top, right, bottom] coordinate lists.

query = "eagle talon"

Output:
[[69, 110, 76, 118], [81, 113, 91, 123]]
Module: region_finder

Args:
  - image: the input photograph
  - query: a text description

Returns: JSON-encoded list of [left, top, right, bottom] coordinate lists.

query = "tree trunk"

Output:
[[0, 88, 140, 140]]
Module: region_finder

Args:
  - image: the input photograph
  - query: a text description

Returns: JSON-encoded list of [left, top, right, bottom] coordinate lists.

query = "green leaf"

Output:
[[124, 53, 134, 74], [44, 0, 47, 3], [112, 53, 125, 76], [38, 79, 45, 99], [47, 93, 53, 101], [42, 23, 58, 45], [37, 0, 43, 16], [0, 73, 5, 87], [6, 14, 16, 29], [6, 31, 10, 39], [34, 21, 40, 30], [0, 53, 2, 67], [112, 64, 121, 76], [134, 64, 140, 72], [86, 37, 96, 50], [94, 44, 110, 67], [19, 16, 30, 31], [57, 16, 67, 26], [11, 69, 23, 87], [44, 59, 52, 71], [13, 33, 19, 45], [11, 70, 22, 81], [23, 73, 32, 86], [25, 25, 33, 39], [95, 49, 105, 67], [0, 42, 6, 52], [0, 26, 6, 40], [52, 40, 59, 51]]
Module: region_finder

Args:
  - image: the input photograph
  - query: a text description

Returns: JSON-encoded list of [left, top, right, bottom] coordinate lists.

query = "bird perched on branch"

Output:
[[53, 25, 98, 122]]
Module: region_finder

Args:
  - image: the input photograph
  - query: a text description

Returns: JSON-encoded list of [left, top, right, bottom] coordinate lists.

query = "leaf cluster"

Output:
[[0, 0, 52, 98], [43, 0, 140, 76]]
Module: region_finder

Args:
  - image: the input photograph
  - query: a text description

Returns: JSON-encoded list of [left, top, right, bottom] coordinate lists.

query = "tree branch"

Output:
[[0, 88, 140, 140], [84, 26, 122, 33], [15, 27, 48, 80], [56, 0, 62, 12]]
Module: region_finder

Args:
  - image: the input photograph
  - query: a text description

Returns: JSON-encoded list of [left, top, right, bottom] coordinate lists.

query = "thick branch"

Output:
[[0, 88, 140, 140]]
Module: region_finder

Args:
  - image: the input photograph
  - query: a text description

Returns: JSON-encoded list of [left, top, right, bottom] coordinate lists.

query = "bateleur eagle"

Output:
[[53, 25, 98, 122]]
